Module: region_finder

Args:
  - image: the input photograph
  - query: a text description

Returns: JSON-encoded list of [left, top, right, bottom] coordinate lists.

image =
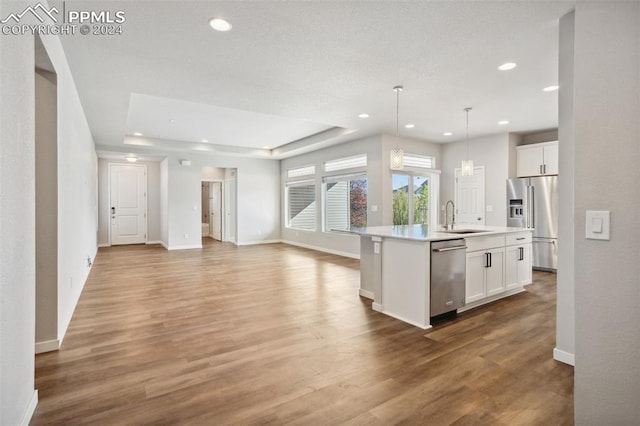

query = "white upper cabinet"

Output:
[[516, 141, 559, 177]]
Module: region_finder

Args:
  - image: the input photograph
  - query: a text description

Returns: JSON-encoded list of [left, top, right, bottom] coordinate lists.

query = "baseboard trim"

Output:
[[372, 302, 383, 312], [382, 310, 432, 330], [146, 240, 163, 246], [553, 348, 575, 366], [281, 240, 360, 259], [35, 339, 60, 354], [359, 289, 374, 299], [20, 390, 38, 426], [457, 287, 525, 313], [97, 243, 110, 248], [167, 244, 203, 251], [237, 239, 281, 246]]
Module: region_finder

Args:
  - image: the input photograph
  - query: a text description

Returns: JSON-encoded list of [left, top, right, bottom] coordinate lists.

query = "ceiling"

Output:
[[52, 1, 574, 159]]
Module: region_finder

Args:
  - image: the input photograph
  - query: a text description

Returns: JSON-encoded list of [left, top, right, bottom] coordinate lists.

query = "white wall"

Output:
[[97, 159, 162, 245], [555, 11, 575, 366], [0, 1, 38, 421], [157, 154, 279, 249], [441, 133, 510, 226], [280, 135, 382, 257], [572, 2, 640, 422], [39, 28, 98, 343]]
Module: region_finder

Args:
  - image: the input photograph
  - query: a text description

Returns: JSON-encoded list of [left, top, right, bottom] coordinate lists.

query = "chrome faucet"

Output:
[[444, 200, 455, 230]]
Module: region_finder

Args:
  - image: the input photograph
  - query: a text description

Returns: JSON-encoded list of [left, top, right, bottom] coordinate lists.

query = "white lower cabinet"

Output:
[[465, 247, 505, 303], [505, 243, 533, 290], [465, 232, 532, 307]]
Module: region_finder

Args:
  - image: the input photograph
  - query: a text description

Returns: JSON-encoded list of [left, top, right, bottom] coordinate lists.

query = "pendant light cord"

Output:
[[393, 85, 403, 142], [464, 107, 471, 160]]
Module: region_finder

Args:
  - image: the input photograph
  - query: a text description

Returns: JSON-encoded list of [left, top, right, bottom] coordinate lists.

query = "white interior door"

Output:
[[110, 163, 147, 245], [210, 182, 222, 241], [454, 166, 485, 225]]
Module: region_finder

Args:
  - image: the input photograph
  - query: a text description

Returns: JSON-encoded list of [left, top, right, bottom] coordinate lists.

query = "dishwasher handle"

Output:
[[432, 245, 467, 253]]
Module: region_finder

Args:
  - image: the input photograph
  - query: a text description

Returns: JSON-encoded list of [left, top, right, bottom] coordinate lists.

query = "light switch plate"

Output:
[[585, 210, 610, 240]]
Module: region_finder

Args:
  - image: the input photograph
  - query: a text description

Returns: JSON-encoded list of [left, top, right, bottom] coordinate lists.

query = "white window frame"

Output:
[[285, 179, 317, 231], [287, 164, 316, 178], [324, 154, 367, 173], [322, 172, 368, 233], [402, 153, 436, 170], [391, 170, 440, 228]]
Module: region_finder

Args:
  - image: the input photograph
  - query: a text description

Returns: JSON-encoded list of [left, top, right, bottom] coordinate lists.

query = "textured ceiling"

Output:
[[52, 1, 574, 158]]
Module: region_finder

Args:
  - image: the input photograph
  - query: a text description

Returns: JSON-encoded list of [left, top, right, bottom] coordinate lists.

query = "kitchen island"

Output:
[[350, 224, 533, 329]]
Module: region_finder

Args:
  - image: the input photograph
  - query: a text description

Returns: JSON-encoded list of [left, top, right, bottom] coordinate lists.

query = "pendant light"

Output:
[[461, 107, 474, 176], [390, 85, 404, 170]]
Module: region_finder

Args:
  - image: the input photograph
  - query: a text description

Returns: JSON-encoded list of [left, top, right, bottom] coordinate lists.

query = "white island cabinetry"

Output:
[[505, 232, 533, 290], [351, 225, 533, 328], [465, 235, 506, 303]]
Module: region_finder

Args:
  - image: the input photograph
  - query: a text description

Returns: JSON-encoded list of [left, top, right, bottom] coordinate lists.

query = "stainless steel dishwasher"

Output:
[[430, 239, 467, 317]]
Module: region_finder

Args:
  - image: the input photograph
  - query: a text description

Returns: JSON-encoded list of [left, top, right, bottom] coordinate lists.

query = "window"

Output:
[[286, 180, 316, 230], [392, 173, 434, 226], [324, 154, 367, 172], [323, 173, 367, 231], [403, 154, 435, 169], [287, 165, 315, 178]]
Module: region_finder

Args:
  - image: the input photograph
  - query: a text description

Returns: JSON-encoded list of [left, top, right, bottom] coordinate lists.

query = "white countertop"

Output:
[[349, 224, 531, 242]]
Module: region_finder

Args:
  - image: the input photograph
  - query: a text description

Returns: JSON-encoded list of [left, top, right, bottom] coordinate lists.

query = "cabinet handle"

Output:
[[485, 253, 489, 268], [516, 237, 526, 240], [540, 164, 543, 175], [543, 164, 547, 174], [519, 247, 524, 261]]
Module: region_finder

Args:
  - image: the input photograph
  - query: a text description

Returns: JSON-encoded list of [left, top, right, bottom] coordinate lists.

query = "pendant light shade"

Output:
[[390, 85, 404, 170], [461, 107, 474, 177]]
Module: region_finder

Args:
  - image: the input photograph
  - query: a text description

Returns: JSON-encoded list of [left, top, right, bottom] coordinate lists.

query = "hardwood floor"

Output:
[[32, 240, 573, 425]]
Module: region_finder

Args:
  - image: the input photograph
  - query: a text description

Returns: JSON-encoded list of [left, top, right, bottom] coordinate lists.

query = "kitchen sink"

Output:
[[443, 229, 488, 234]]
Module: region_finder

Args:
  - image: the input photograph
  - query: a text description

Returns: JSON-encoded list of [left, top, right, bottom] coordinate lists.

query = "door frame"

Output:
[[108, 162, 148, 246], [201, 179, 224, 241]]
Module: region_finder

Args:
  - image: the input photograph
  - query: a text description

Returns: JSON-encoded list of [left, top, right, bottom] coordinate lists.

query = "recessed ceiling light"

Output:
[[543, 85, 559, 92], [169, 119, 176, 124], [209, 18, 232, 32], [358, 113, 370, 119], [201, 139, 209, 143], [443, 132, 453, 136], [498, 120, 510, 125], [133, 132, 143, 136], [125, 154, 138, 163], [498, 62, 517, 71], [404, 123, 415, 129], [263, 146, 270, 149]]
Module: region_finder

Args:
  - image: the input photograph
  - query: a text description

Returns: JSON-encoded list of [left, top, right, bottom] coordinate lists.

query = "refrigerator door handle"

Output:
[[527, 185, 535, 229]]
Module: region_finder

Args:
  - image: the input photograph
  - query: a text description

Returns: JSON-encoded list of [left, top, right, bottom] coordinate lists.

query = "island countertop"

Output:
[[349, 224, 531, 242]]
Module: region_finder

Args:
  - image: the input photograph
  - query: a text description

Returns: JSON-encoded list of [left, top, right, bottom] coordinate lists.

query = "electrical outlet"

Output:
[[184, 233, 189, 239], [87, 256, 92, 267]]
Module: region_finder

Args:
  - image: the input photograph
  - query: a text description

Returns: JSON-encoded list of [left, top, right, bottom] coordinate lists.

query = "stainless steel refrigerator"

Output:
[[506, 176, 558, 270]]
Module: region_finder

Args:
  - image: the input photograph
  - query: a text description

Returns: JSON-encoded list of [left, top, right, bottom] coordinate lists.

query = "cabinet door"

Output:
[[517, 244, 533, 286], [517, 145, 544, 177], [543, 143, 559, 175], [485, 248, 505, 296], [505, 245, 520, 291], [466, 251, 486, 303]]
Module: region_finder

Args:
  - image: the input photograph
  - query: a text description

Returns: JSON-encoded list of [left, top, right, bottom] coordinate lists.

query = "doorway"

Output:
[[201, 181, 223, 241], [109, 163, 148, 245]]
